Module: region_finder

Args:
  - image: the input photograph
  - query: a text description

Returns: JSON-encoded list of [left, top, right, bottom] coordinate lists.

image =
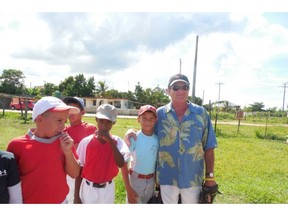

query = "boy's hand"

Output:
[[60, 132, 74, 154], [124, 129, 137, 147], [74, 196, 82, 204], [127, 187, 139, 204], [96, 130, 114, 144]]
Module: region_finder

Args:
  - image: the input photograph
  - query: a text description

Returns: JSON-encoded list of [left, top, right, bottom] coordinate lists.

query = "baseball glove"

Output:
[[148, 186, 163, 204], [199, 182, 221, 204]]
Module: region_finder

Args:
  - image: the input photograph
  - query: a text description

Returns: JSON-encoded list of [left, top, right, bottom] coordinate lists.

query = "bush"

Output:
[[255, 130, 286, 141]]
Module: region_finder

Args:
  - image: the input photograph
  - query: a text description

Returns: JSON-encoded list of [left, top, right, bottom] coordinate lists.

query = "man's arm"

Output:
[[204, 148, 217, 186]]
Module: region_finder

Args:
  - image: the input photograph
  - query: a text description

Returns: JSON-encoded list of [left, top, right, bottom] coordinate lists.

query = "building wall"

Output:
[[83, 97, 138, 116]]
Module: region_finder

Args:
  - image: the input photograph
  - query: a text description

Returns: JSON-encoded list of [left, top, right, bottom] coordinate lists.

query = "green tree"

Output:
[[123, 90, 136, 102], [188, 96, 203, 106], [43, 82, 58, 96], [73, 74, 86, 96], [59, 76, 75, 96], [105, 89, 122, 98], [58, 74, 96, 97], [148, 86, 169, 107], [0, 69, 26, 94], [85, 76, 96, 97], [134, 82, 147, 105], [134, 83, 170, 108], [95, 81, 109, 97], [26, 87, 41, 97], [246, 102, 265, 112]]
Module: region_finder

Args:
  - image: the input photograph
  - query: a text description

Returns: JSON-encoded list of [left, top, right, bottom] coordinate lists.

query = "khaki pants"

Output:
[[161, 185, 201, 204]]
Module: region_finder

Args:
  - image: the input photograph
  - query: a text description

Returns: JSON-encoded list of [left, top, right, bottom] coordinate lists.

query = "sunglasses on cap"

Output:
[[171, 85, 190, 91]]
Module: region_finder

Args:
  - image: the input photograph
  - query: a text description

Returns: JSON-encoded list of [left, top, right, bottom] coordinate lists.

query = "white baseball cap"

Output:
[[95, 104, 117, 122], [32, 96, 80, 121]]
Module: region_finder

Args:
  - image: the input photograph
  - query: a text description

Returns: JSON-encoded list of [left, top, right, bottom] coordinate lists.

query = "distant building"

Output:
[[82, 97, 138, 116], [0, 93, 139, 116]]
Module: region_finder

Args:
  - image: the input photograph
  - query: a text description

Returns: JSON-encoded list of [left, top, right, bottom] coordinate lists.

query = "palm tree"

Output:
[[95, 81, 109, 97]]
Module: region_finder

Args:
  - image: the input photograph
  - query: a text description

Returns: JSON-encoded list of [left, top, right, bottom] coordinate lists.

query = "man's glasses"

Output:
[[171, 85, 189, 91]]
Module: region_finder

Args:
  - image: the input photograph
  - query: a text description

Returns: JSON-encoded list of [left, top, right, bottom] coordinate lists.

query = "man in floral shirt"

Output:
[[154, 73, 218, 204]]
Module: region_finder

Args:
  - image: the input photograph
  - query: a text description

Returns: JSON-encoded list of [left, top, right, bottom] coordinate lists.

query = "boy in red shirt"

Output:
[[74, 104, 130, 203], [7, 96, 81, 203], [63, 96, 97, 203], [63, 96, 97, 149]]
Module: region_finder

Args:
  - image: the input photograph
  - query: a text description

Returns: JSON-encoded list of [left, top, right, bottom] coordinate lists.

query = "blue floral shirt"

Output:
[[155, 101, 217, 189]]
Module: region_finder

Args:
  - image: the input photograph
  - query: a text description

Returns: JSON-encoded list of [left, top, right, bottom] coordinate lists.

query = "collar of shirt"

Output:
[[165, 101, 202, 116]]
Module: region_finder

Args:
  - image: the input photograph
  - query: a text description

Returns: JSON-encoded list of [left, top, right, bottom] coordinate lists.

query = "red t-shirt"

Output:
[[7, 130, 78, 203], [64, 122, 97, 149], [77, 135, 123, 183]]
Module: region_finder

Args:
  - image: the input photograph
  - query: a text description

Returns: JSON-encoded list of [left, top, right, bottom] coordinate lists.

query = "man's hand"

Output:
[[199, 181, 220, 204]]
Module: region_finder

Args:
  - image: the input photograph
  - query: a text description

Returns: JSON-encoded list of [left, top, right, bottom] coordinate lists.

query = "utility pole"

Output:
[[216, 82, 224, 103], [214, 82, 224, 131], [192, 35, 199, 103], [202, 90, 205, 106], [179, 59, 182, 74], [281, 82, 288, 111]]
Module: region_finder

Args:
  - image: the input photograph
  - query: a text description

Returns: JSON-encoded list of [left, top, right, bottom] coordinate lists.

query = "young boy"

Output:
[[121, 105, 159, 203], [0, 150, 22, 203], [6, 96, 81, 203], [63, 96, 97, 203], [63, 96, 97, 149], [74, 104, 130, 204]]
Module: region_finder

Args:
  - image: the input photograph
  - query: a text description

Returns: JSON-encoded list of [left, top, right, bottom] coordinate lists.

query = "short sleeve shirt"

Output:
[[155, 101, 217, 189], [129, 131, 159, 174], [77, 134, 130, 183], [6, 130, 78, 203], [0, 150, 21, 203]]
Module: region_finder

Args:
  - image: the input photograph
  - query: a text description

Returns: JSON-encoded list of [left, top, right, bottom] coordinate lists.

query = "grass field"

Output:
[[1, 112, 288, 204]]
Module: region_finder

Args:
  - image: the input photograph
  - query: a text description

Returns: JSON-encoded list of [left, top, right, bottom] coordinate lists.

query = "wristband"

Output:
[[205, 178, 215, 181]]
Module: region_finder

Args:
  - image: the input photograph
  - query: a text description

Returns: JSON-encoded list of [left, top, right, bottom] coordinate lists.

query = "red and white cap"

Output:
[[138, 105, 157, 117], [32, 96, 80, 121]]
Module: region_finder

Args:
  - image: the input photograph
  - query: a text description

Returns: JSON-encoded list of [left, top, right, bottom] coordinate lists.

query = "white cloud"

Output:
[[0, 12, 288, 110]]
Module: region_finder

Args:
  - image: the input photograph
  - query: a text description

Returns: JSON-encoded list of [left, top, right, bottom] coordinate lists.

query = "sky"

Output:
[[1, 1, 288, 110]]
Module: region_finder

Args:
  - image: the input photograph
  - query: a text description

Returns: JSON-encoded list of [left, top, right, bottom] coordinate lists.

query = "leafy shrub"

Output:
[[255, 130, 286, 141]]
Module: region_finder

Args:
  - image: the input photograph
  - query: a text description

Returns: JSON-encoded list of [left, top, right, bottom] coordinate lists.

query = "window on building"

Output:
[[114, 101, 121, 108]]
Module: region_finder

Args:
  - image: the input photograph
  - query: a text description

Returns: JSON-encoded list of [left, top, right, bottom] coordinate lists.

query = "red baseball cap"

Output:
[[138, 105, 157, 117]]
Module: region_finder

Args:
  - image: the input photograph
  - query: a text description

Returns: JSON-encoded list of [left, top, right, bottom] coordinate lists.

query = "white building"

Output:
[[83, 97, 138, 116]]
